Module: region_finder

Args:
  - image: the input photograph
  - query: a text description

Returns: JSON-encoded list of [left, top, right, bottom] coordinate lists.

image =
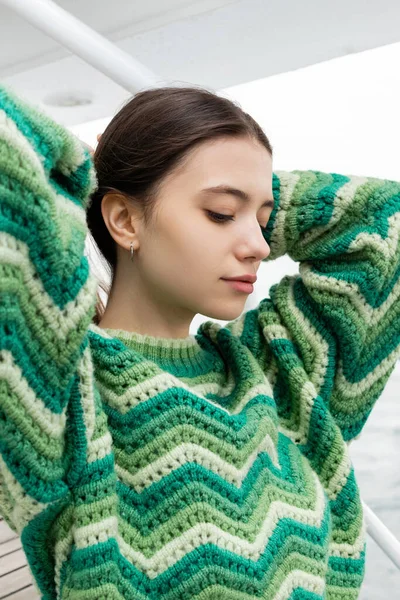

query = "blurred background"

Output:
[[1, 0, 399, 597]]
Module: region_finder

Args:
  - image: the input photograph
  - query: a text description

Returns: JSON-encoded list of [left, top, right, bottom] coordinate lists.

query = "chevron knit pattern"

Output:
[[0, 84, 399, 600]]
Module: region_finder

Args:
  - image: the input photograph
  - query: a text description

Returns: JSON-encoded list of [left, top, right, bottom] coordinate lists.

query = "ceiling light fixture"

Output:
[[43, 90, 93, 108]]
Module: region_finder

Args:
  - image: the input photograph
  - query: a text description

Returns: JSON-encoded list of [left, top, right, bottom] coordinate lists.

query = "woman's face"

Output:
[[132, 135, 274, 323]]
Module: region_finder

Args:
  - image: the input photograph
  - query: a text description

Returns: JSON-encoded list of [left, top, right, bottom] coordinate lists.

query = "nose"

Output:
[[234, 219, 271, 263], [252, 226, 271, 261]]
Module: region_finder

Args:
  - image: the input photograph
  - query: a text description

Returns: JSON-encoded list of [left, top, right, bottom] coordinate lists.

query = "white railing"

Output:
[[1, 0, 163, 93], [2, 0, 400, 573], [362, 501, 400, 569]]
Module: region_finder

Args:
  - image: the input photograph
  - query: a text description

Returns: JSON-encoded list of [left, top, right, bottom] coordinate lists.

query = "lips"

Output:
[[222, 274, 257, 284], [222, 279, 254, 294]]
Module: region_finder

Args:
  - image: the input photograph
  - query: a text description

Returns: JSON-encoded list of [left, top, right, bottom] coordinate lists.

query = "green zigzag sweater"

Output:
[[0, 84, 399, 600]]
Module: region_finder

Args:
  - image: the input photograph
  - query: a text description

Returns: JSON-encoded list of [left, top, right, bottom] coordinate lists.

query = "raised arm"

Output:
[[234, 169, 400, 443], [0, 85, 98, 536]]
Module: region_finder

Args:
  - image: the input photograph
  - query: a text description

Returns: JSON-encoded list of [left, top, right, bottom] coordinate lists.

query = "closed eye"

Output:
[[206, 211, 234, 223], [206, 211, 267, 230]]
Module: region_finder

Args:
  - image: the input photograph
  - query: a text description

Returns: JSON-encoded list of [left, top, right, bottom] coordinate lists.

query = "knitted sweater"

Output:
[[0, 84, 399, 600]]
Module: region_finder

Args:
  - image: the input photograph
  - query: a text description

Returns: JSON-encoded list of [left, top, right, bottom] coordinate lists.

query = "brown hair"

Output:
[[86, 85, 273, 325]]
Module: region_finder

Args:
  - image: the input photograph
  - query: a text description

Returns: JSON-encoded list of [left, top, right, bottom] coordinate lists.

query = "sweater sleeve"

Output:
[[0, 85, 98, 534], [231, 169, 400, 443]]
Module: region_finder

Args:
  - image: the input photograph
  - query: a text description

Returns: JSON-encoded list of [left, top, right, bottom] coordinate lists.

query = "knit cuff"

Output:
[[0, 84, 98, 210]]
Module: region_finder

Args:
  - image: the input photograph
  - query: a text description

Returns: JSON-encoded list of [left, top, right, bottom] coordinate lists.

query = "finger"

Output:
[[80, 140, 95, 156]]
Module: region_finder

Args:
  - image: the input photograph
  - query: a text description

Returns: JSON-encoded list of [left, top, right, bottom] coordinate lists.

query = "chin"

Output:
[[202, 304, 245, 322]]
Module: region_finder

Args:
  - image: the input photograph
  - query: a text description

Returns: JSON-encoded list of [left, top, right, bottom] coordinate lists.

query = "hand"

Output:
[[80, 133, 102, 157]]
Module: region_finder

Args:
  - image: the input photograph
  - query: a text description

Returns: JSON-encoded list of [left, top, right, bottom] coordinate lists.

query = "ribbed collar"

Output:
[[88, 323, 212, 373]]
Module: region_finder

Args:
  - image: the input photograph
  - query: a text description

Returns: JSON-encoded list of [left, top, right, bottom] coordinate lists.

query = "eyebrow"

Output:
[[200, 185, 274, 208]]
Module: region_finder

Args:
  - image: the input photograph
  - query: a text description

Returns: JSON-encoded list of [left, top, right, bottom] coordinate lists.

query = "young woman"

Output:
[[0, 83, 399, 600]]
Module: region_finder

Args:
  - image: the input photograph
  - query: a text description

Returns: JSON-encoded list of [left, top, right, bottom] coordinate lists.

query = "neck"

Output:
[[98, 266, 194, 340]]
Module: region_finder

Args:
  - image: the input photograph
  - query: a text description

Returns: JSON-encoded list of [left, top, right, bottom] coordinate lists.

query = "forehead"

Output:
[[171, 137, 272, 185]]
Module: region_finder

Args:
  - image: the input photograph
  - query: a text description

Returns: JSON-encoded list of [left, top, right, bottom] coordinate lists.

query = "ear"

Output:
[[101, 192, 142, 252]]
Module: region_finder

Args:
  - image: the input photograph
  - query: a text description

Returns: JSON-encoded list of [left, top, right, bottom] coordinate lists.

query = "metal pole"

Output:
[[362, 500, 400, 569], [1, 0, 164, 93]]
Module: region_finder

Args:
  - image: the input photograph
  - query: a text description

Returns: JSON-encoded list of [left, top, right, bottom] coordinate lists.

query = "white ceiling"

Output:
[[1, 0, 400, 126]]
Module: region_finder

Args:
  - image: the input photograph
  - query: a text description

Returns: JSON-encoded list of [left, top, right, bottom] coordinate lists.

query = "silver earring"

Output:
[[130, 241, 135, 261]]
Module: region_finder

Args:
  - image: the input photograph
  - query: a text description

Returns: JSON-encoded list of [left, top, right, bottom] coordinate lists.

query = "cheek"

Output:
[[150, 211, 223, 275], [170, 215, 208, 255]]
